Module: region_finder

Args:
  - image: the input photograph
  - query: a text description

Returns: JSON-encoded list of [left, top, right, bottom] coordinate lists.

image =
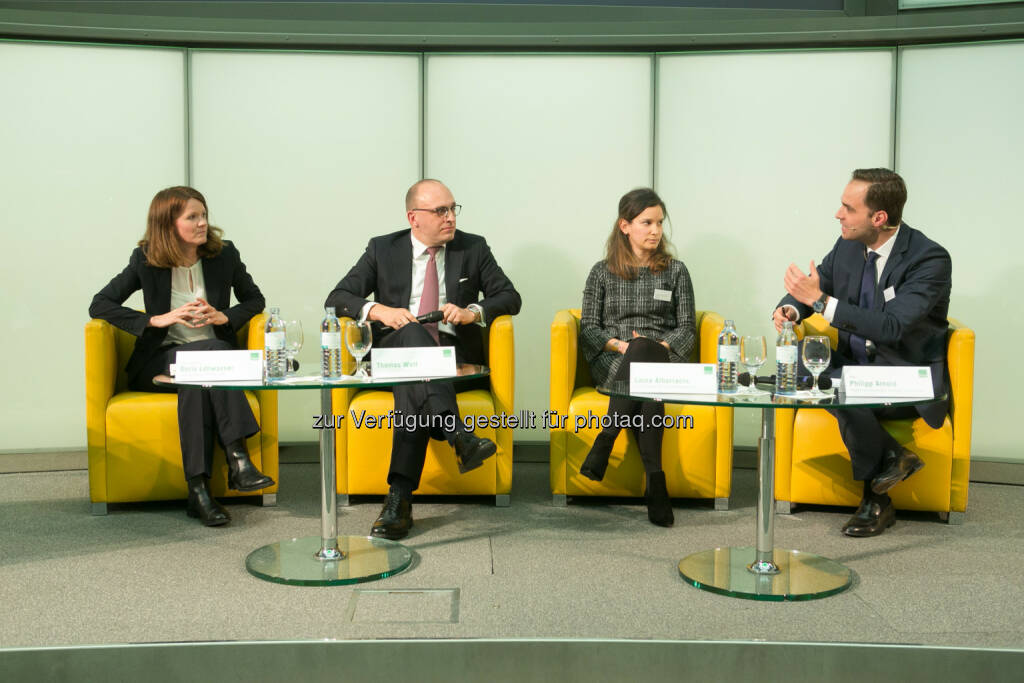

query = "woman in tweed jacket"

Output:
[[578, 188, 696, 527]]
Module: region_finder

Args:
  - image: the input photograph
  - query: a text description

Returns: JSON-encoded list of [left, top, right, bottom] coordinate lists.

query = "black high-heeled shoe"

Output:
[[646, 471, 674, 527], [224, 446, 275, 492], [580, 432, 616, 481], [186, 475, 230, 527]]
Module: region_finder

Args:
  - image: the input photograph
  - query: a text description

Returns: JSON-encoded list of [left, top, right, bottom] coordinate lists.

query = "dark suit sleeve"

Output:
[[474, 238, 521, 320], [325, 238, 379, 319], [776, 237, 841, 321], [222, 242, 265, 332], [831, 242, 951, 345], [88, 248, 149, 337]]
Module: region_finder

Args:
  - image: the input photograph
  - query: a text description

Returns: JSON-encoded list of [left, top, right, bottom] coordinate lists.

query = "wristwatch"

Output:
[[812, 292, 829, 314]]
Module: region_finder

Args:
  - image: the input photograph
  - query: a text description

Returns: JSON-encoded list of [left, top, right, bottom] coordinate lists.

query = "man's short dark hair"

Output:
[[851, 168, 907, 227]]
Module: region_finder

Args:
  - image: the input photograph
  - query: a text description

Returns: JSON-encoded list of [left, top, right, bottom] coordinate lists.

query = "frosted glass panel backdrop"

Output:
[[0, 42, 185, 451], [898, 41, 1024, 463], [657, 49, 894, 446], [425, 54, 654, 439], [190, 51, 420, 441]]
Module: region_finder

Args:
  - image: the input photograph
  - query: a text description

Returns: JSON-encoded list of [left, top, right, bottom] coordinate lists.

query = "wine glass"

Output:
[[345, 320, 373, 378], [284, 320, 303, 374], [739, 335, 767, 394], [802, 335, 832, 397]]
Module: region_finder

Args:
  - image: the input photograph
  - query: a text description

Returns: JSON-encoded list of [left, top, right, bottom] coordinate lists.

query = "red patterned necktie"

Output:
[[418, 246, 441, 342]]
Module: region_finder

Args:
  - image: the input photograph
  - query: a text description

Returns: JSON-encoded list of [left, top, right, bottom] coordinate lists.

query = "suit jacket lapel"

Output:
[[444, 235, 463, 306], [878, 223, 910, 294], [391, 231, 414, 308]]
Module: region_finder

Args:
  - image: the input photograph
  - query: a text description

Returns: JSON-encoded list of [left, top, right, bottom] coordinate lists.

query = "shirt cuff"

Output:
[[467, 303, 486, 327], [359, 302, 376, 324], [823, 296, 838, 323]]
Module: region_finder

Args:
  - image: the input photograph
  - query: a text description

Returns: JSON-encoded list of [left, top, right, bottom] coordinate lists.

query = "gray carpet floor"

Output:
[[1, 459, 1022, 650]]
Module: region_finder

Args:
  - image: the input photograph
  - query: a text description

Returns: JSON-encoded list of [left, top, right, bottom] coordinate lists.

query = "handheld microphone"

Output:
[[737, 373, 832, 391], [416, 310, 443, 324]]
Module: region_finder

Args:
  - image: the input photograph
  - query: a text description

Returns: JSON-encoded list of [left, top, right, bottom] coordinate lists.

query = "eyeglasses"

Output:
[[411, 203, 461, 218]]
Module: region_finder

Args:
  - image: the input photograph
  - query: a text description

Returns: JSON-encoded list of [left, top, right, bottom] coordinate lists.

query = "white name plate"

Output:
[[171, 350, 264, 382], [371, 346, 457, 379], [629, 362, 717, 395], [841, 365, 933, 398]]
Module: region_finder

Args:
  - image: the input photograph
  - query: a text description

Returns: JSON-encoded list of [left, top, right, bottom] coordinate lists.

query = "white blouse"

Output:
[[166, 261, 216, 346]]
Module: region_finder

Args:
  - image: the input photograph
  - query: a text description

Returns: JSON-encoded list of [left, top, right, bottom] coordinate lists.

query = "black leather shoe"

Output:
[[225, 449, 275, 492], [186, 476, 230, 527], [841, 494, 894, 537], [453, 432, 497, 474], [580, 432, 615, 482], [871, 448, 924, 495], [371, 490, 413, 540], [646, 471, 675, 527]]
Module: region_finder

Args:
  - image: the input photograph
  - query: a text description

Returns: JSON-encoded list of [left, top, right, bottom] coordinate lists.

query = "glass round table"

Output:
[[157, 363, 489, 586], [598, 377, 945, 601]]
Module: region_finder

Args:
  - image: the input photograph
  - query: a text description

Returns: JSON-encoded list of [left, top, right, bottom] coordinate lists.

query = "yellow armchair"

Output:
[[85, 313, 278, 514], [549, 309, 733, 508], [774, 314, 974, 524], [331, 315, 515, 506]]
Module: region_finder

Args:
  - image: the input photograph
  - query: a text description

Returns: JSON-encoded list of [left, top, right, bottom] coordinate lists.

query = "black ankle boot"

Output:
[[224, 441, 275, 492], [186, 475, 230, 527], [580, 432, 616, 481], [646, 471, 674, 527]]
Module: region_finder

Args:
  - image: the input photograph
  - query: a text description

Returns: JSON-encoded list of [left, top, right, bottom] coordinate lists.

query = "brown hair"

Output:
[[138, 186, 224, 268], [851, 168, 907, 227], [604, 187, 674, 279]]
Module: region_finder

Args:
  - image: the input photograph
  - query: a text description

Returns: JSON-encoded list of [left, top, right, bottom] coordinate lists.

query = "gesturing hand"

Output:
[[783, 260, 823, 307]]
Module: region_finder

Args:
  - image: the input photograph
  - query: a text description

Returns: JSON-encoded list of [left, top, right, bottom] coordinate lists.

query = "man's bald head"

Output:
[[405, 179, 448, 211]]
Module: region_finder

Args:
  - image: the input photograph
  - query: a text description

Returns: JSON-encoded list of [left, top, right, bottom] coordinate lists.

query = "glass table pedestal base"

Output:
[[246, 535, 413, 586], [678, 547, 852, 601]]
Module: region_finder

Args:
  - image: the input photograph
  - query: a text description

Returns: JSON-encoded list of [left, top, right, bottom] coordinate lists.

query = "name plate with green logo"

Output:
[[629, 362, 717, 395], [841, 366, 933, 398], [371, 346, 457, 379], [171, 350, 264, 381]]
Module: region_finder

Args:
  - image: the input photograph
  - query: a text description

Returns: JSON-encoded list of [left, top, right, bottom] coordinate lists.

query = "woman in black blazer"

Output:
[[90, 186, 274, 527]]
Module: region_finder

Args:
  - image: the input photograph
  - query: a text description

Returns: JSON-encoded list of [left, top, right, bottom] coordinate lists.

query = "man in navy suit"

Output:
[[774, 168, 952, 537], [326, 179, 521, 540]]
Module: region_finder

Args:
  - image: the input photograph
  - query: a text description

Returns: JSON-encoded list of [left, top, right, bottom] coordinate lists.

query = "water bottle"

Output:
[[264, 307, 286, 381], [776, 320, 798, 395], [321, 306, 343, 379], [717, 319, 739, 393]]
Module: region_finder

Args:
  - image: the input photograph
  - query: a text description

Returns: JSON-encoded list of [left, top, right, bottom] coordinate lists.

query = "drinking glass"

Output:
[[802, 336, 832, 397], [284, 320, 303, 374], [739, 335, 767, 394], [345, 320, 373, 378]]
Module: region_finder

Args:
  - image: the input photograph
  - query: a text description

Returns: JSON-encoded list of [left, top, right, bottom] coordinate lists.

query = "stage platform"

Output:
[[1, 451, 1022, 681]]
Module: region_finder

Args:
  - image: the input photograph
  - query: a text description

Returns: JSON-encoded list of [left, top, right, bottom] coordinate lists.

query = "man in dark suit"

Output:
[[774, 168, 951, 537], [326, 179, 522, 540]]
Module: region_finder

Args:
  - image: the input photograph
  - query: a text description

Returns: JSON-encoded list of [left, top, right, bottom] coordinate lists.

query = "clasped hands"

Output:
[[149, 298, 227, 329], [772, 260, 824, 332], [370, 303, 477, 329], [607, 331, 670, 355]]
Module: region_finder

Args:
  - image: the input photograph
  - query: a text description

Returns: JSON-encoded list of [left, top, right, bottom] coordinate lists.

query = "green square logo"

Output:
[[918, 369, 927, 377], [250, 352, 260, 361], [443, 348, 453, 358], [704, 366, 713, 375]]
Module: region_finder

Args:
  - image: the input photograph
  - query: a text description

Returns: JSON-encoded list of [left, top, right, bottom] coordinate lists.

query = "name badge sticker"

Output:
[[653, 288, 672, 302], [883, 286, 896, 302]]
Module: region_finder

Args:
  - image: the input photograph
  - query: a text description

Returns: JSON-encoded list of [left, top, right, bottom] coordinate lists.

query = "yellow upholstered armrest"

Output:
[[946, 317, 975, 514], [85, 318, 119, 503], [488, 315, 515, 417], [798, 313, 837, 347], [549, 309, 579, 418]]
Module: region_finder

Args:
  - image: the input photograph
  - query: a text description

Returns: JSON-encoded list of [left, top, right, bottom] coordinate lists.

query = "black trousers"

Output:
[[828, 405, 919, 481], [603, 337, 670, 474], [379, 323, 479, 489], [130, 338, 260, 480]]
